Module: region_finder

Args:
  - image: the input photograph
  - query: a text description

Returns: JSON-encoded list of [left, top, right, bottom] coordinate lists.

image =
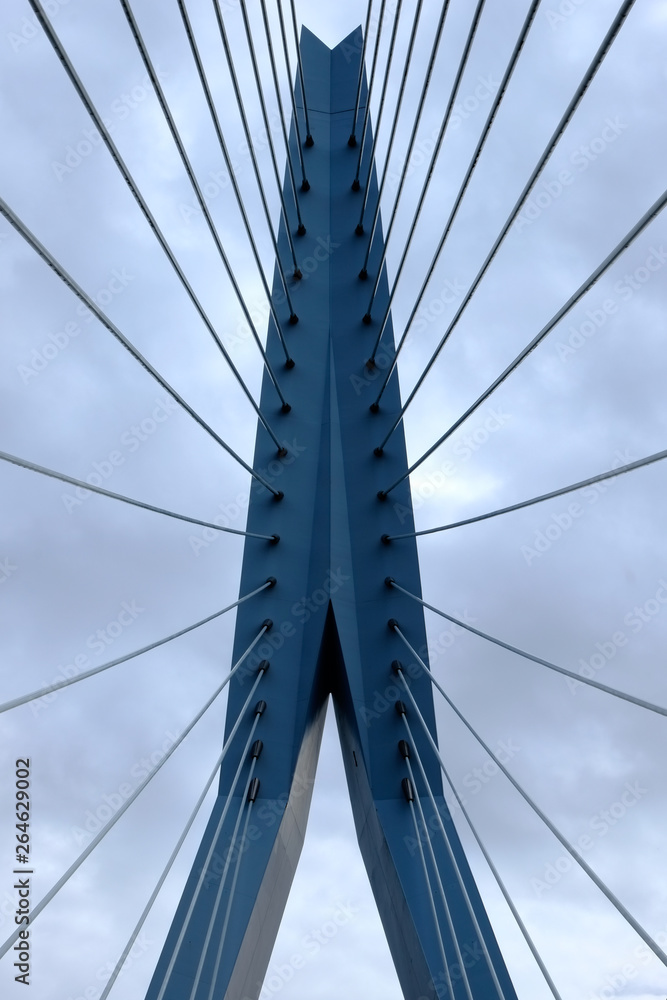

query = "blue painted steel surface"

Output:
[[145, 27, 518, 1000]]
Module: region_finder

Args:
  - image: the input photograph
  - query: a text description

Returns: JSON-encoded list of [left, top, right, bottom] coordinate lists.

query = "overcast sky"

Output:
[[1, 1, 666, 998]]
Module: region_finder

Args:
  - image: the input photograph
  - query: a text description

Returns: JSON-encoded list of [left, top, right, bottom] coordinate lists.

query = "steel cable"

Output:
[[372, 0, 638, 426], [0, 198, 285, 495]]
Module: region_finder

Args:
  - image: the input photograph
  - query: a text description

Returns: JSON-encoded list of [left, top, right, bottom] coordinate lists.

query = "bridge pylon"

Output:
[[145, 26, 518, 1000]]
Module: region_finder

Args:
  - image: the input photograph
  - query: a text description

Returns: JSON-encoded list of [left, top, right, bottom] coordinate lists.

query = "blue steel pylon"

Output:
[[145, 27, 519, 1000]]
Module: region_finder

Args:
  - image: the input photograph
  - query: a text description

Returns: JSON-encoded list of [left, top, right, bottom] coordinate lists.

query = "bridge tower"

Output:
[[145, 26, 518, 1000]]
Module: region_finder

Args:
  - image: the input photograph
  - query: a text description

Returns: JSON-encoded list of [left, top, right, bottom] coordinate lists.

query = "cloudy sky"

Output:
[[1, 0, 666, 998]]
